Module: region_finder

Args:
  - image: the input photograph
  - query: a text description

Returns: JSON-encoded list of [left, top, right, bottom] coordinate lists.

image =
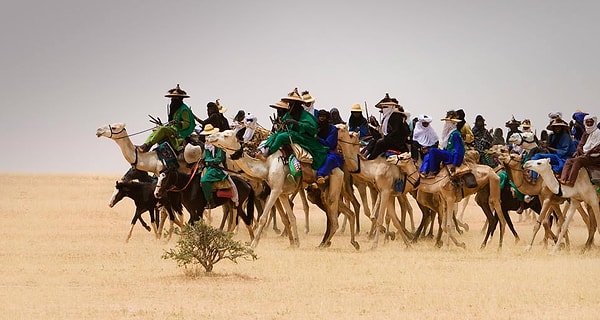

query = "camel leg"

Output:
[[457, 195, 470, 232], [299, 188, 311, 234], [339, 201, 360, 250], [274, 199, 290, 237], [526, 199, 552, 251], [251, 189, 283, 248], [279, 195, 299, 247], [384, 199, 412, 248], [356, 182, 371, 233], [371, 190, 392, 250], [552, 200, 579, 253]]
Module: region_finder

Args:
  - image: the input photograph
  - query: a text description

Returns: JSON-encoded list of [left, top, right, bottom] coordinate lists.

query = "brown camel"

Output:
[[386, 152, 509, 249]]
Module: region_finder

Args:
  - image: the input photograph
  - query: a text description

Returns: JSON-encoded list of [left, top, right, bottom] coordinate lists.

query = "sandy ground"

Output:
[[0, 173, 599, 319]]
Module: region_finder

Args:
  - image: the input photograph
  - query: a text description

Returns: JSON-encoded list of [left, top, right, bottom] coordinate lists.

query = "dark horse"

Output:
[[154, 169, 255, 240], [109, 179, 183, 242]]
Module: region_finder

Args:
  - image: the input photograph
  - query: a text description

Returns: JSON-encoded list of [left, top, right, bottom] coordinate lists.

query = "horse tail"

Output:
[[243, 184, 255, 226]]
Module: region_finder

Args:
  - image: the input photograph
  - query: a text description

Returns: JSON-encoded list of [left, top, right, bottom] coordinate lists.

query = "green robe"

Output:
[[264, 110, 328, 169], [201, 147, 228, 201], [145, 103, 195, 150]]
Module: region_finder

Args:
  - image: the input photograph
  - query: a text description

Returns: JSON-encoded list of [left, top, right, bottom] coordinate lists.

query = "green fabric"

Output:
[[145, 126, 184, 150], [498, 170, 524, 200], [201, 147, 228, 201], [173, 103, 195, 137], [264, 110, 329, 169]]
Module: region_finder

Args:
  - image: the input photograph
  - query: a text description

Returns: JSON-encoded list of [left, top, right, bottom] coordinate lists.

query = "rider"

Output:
[[137, 84, 195, 153], [257, 88, 328, 171], [419, 110, 465, 178], [363, 93, 411, 160], [316, 109, 344, 184], [348, 103, 370, 139], [199, 124, 228, 207], [411, 114, 439, 161]]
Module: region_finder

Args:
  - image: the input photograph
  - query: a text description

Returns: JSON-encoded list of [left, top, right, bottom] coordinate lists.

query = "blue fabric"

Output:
[[419, 129, 465, 174], [529, 153, 566, 178], [317, 124, 344, 177]]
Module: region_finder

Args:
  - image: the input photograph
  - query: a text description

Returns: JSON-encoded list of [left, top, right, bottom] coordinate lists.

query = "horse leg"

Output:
[[126, 208, 144, 243]]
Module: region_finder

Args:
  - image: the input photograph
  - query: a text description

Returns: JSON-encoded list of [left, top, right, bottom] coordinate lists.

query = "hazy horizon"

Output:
[[1, 1, 598, 174]]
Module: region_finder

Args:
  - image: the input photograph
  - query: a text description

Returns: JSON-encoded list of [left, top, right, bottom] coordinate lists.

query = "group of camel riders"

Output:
[[135, 84, 600, 205]]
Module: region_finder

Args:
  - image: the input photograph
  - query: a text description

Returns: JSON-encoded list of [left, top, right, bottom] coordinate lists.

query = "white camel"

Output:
[[96, 123, 199, 176], [524, 158, 600, 252], [206, 129, 359, 250]]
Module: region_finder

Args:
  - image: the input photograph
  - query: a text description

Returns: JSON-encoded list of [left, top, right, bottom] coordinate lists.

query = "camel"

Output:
[[489, 144, 591, 251], [336, 125, 415, 249], [206, 129, 359, 250], [524, 158, 600, 252], [386, 152, 509, 249], [96, 123, 200, 176]]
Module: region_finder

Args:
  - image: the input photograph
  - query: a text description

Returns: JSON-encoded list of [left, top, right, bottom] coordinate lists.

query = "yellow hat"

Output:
[[281, 88, 305, 103], [301, 90, 315, 103], [200, 124, 220, 135], [351, 103, 362, 112], [269, 100, 290, 110], [164, 84, 189, 98]]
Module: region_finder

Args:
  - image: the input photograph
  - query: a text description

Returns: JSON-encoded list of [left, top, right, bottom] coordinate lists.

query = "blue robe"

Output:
[[317, 124, 344, 178], [420, 129, 465, 174]]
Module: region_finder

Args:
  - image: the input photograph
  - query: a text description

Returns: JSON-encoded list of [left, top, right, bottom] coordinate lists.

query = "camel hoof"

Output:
[[524, 245, 532, 252], [457, 229, 463, 235], [514, 237, 521, 245], [458, 242, 466, 249], [480, 243, 487, 250], [388, 231, 396, 241], [435, 241, 443, 249], [463, 223, 470, 232], [144, 226, 151, 232], [351, 241, 360, 251], [273, 228, 281, 234]]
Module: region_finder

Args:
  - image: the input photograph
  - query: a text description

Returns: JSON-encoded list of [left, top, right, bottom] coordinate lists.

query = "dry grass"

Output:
[[0, 173, 598, 319]]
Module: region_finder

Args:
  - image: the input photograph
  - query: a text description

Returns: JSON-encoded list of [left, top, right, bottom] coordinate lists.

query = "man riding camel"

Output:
[[363, 93, 411, 160], [137, 84, 196, 153], [257, 88, 328, 171], [316, 109, 344, 184], [419, 110, 465, 178]]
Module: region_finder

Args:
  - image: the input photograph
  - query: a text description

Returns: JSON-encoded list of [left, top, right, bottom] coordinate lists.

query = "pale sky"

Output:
[[1, 0, 598, 174]]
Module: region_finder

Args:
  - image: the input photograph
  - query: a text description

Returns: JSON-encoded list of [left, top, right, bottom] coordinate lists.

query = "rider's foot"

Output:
[[136, 144, 150, 152], [316, 176, 326, 184]]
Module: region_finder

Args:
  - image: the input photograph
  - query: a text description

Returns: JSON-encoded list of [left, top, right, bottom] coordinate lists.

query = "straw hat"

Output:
[[164, 84, 189, 98], [441, 110, 461, 122], [350, 103, 362, 112], [200, 124, 220, 135], [269, 100, 289, 110], [521, 119, 531, 128], [281, 88, 305, 103], [546, 119, 568, 130], [301, 90, 315, 103], [216, 99, 227, 114]]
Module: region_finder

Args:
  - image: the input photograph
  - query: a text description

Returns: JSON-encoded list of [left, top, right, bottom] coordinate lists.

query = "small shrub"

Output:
[[162, 220, 257, 273]]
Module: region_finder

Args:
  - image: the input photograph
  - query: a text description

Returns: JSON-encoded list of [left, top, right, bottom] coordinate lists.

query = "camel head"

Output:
[[488, 144, 510, 162], [96, 123, 127, 139], [205, 129, 240, 153], [508, 132, 537, 151], [523, 158, 551, 174], [335, 124, 360, 153], [385, 152, 413, 167]]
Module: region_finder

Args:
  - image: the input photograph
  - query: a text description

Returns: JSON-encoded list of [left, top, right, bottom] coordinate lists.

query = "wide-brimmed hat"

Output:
[[546, 119, 568, 130], [164, 84, 189, 98], [521, 119, 531, 128], [350, 103, 362, 112], [216, 99, 227, 114], [301, 90, 315, 103], [281, 88, 305, 103], [505, 116, 521, 127], [375, 93, 399, 108], [269, 100, 289, 110], [200, 124, 220, 135], [441, 110, 461, 122]]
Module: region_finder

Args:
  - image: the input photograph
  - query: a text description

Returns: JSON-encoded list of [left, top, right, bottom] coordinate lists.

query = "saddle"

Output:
[[448, 163, 477, 188], [155, 142, 179, 170], [585, 166, 600, 186]]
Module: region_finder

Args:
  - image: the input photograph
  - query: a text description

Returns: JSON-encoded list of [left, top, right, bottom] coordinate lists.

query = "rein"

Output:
[[109, 124, 156, 140], [162, 162, 200, 193]]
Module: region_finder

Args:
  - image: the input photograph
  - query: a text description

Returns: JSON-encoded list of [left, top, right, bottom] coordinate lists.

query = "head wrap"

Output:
[[413, 114, 438, 147], [243, 113, 258, 143], [583, 115, 600, 154]]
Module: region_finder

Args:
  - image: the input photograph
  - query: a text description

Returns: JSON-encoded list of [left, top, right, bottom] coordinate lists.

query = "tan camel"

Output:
[[336, 125, 415, 249], [206, 129, 359, 250], [524, 158, 600, 252], [489, 144, 591, 251], [96, 123, 199, 176], [386, 152, 509, 249]]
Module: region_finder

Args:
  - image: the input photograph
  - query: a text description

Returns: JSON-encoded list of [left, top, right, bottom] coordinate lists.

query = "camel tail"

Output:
[[242, 188, 255, 226]]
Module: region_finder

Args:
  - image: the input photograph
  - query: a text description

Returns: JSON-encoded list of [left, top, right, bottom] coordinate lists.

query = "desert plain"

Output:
[[0, 173, 599, 319]]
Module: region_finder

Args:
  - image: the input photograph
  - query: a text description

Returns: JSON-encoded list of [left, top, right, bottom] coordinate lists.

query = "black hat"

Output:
[[475, 115, 485, 122], [165, 84, 189, 98], [233, 110, 246, 122], [456, 109, 465, 120]]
